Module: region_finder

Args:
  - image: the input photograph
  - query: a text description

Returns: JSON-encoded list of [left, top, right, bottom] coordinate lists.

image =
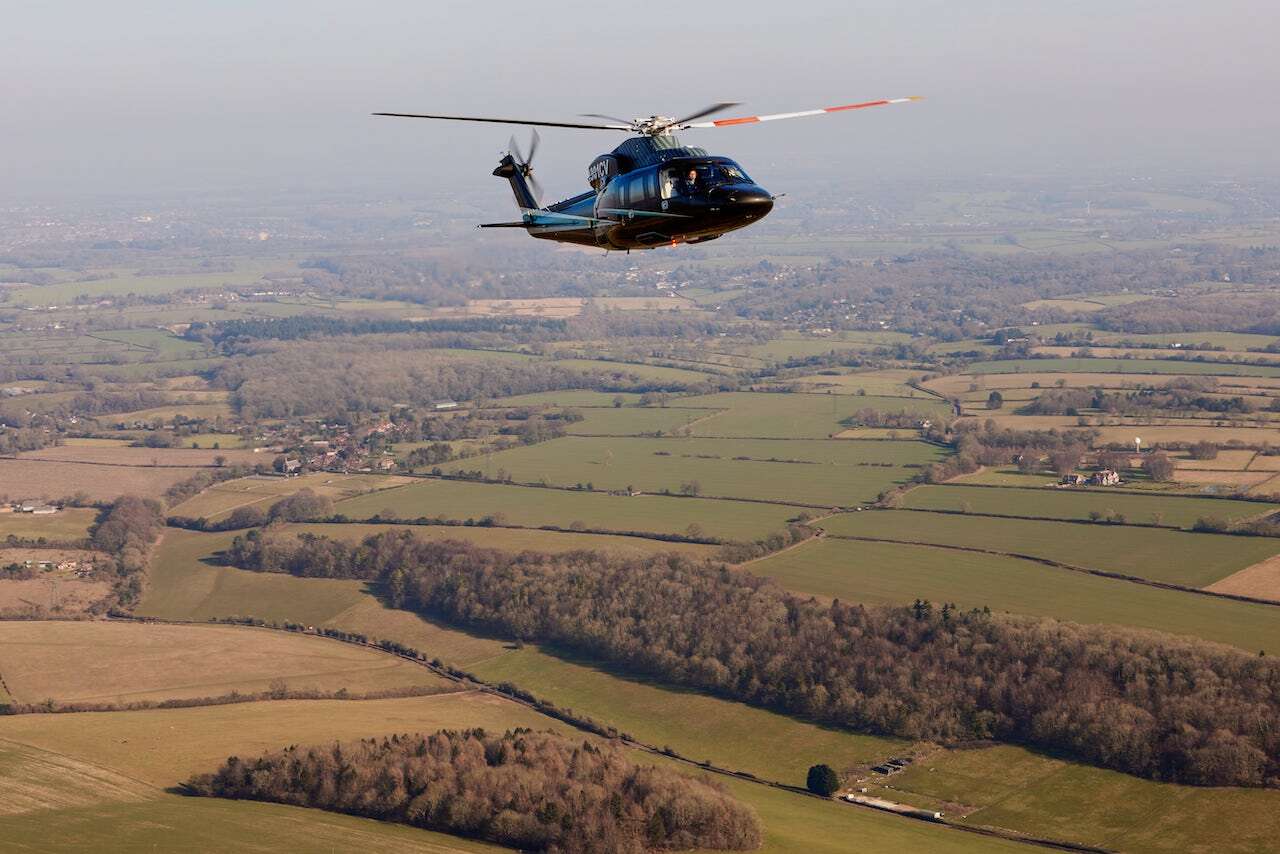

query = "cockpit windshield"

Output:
[[661, 161, 753, 198]]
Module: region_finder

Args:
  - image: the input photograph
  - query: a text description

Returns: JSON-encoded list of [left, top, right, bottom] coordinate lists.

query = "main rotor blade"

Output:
[[580, 112, 636, 125], [671, 102, 741, 126], [681, 96, 923, 129], [372, 111, 631, 131]]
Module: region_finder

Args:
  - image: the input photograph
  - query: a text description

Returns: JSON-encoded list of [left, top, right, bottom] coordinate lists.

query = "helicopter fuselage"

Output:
[[495, 135, 773, 251]]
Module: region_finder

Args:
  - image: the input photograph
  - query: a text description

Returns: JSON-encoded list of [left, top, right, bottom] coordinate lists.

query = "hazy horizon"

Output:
[[5, 0, 1278, 204]]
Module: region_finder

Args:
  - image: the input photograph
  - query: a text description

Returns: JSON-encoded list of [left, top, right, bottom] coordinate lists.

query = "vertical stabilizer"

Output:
[[492, 154, 540, 211]]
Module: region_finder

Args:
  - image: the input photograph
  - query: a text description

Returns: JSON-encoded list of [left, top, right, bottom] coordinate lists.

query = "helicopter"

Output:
[[373, 98, 921, 251]]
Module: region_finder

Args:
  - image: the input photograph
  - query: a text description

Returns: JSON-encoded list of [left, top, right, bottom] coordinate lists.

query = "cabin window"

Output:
[[661, 169, 677, 199], [625, 173, 649, 206]]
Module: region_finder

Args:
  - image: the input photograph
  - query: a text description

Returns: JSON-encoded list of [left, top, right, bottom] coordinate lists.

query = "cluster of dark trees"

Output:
[[193, 315, 567, 346], [214, 335, 709, 419], [1024, 384, 1255, 417], [0, 426, 52, 454], [840, 408, 931, 430], [184, 728, 762, 853], [89, 495, 166, 607], [67, 389, 170, 417], [226, 531, 1280, 787]]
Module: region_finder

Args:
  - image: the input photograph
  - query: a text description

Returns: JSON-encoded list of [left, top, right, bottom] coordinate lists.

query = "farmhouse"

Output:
[[1092, 469, 1121, 486], [1060, 473, 1087, 486]]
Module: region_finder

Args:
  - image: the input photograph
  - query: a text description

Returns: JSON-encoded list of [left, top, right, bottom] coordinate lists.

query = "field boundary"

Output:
[[7, 457, 217, 471], [925, 480, 1280, 506], [411, 473, 835, 511], [822, 531, 1280, 609]]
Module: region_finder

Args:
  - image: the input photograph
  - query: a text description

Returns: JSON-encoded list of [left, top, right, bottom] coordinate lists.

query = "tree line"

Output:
[[226, 530, 1280, 788], [184, 728, 762, 853]]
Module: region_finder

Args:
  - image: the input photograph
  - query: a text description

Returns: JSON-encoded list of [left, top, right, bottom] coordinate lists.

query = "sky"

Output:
[[3, 0, 1278, 201]]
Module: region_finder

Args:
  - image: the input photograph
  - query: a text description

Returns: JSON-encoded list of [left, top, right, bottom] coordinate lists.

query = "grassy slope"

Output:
[[901, 484, 1273, 528], [681, 391, 948, 438], [560, 406, 712, 435], [470, 645, 904, 787], [440, 436, 942, 506], [885, 744, 1280, 854], [336, 479, 801, 541], [749, 538, 1280, 653], [822, 510, 1280, 587], [138, 529, 508, 666]]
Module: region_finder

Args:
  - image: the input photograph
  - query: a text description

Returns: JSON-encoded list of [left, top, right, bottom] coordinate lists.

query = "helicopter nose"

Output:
[[728, 185, 774, 217]]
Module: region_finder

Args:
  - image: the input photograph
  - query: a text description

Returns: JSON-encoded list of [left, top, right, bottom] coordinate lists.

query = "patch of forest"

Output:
[[183, 728, 763, 853]]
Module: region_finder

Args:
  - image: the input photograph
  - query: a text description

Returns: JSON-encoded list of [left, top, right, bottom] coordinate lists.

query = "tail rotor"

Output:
[[508, 129, 543, 207]]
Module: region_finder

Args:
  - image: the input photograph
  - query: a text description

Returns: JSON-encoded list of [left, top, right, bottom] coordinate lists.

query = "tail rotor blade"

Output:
[[509, 134, 526, 165], [527, 129, 540, 165]]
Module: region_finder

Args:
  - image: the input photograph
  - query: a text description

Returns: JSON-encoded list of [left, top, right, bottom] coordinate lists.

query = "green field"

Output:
[[471, 645, 904, 787], [91, 329, 208, 358], [440, 436, 942, 506], [823, 510, 1280, 587], [336, 478, 802, 541], [0, 508, 98, 541], [141, 529, 519, 665], [563, 406, 712, 435], [900, 484, 1274, 528], [749, 537, 1280, 652], [883, 744, 1280, 854], [1091, 330, 1280, 350], [5, 262, 297, 306], [678, 391, 949, 438], [965, 357, 1280, 378], [784, 369, 923, 397]]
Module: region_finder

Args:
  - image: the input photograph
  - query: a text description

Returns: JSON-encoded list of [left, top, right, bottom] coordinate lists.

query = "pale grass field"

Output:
[[0, 460, 194, 502], [22, 446, 259, 467], [0, 621, 450, 705], [1207, 555, 1280, 602], [170, 472, 414, 520]]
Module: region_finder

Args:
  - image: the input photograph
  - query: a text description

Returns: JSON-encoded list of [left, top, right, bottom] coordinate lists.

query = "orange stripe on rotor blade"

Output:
[[825, 100, 891, 112], [713, 116, 761, 126]]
